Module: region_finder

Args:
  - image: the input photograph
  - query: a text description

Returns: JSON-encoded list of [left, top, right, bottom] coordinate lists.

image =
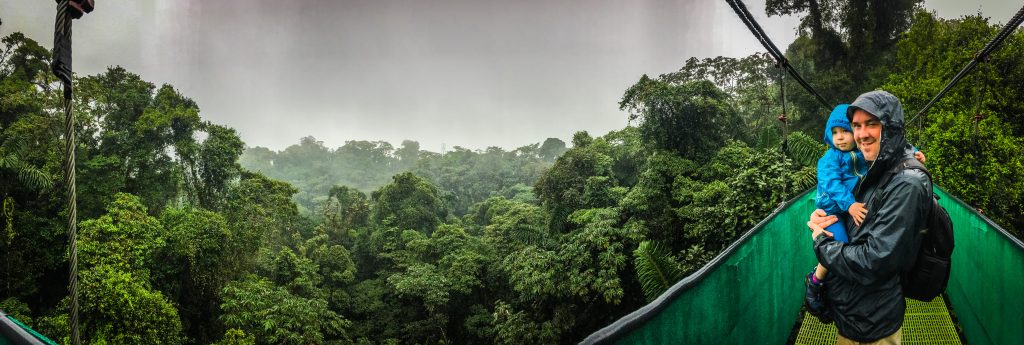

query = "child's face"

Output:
[[831, 127, 856, 151]]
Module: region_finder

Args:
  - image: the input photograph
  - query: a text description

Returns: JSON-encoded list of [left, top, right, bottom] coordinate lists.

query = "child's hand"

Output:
[[914, 151, 926, 164], [849, 202, 867, 226]]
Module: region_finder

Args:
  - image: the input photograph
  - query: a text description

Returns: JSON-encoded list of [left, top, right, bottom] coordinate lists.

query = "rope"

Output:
[[54, 1, 81, 344], [778, 63, 789, 152], [971, 66, 988, 186], [907, 4, 1024, 125], [3, 196, 12, 294], [725, 0, 831, 110]]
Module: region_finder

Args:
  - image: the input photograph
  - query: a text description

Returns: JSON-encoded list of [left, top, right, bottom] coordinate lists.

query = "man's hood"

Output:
[[824, 104, 852, 149], [846, 91, 913, 171]]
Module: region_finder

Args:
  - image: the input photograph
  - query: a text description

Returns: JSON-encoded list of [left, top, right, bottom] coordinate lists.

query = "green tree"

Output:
[[371, 172, 447, 235], [619, 77, 742, 159], [538, 138, 568, 162], [220, 275, 349, 345], [223, 171, 303, 251], [40, 193, 184, 345], [154, 206, 243, 344], [533, 132, 615, 233], [660, 54, 779, 146]]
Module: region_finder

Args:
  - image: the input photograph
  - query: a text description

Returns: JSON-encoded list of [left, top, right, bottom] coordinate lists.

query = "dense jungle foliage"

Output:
[[2, 2, 1023, 343]]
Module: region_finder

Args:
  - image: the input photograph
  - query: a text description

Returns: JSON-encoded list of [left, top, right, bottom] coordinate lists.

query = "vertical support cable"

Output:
[[971, 63, 988, 187], [777, 62, 789, 152], [54, 1, 81, 344], [62, 94, 80, 345]]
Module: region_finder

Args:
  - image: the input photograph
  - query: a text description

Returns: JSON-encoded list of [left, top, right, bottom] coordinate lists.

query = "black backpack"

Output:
[[881, 158, 955, 301]]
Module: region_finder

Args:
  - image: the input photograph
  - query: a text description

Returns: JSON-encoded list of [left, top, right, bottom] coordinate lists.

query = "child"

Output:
[[804, 104, 867, 321]]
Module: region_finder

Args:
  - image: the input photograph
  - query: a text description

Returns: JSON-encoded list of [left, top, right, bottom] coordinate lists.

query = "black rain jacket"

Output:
[[813, 91, 931, 342]]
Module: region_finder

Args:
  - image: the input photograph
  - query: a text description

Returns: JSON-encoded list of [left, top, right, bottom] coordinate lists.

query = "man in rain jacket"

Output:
[[807, 90, 931, 344]]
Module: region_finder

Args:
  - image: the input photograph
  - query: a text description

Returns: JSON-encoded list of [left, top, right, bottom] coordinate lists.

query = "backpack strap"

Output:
[[863, 157, 936, 226], [878, 157, 932, 194]]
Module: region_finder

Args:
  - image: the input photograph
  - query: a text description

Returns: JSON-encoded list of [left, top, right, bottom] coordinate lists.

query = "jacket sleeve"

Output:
[[815, 150, 856, 215], [813, 172, 930, 285]]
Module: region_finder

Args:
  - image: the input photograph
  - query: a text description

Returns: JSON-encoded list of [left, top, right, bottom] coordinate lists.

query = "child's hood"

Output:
[[823, 104, 852, 149]]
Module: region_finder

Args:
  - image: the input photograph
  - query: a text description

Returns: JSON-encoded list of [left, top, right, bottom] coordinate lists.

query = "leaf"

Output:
[[633, 240, 684, 301]]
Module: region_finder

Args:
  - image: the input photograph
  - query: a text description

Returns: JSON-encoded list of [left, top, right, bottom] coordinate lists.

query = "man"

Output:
[[807, 90, 931, 344]]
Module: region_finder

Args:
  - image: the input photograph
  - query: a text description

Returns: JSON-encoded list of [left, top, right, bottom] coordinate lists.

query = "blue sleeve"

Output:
[[816, 150, 856, 215]]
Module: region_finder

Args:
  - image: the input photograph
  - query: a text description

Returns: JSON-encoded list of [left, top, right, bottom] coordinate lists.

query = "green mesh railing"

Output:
[[937, 188, 1024, 345], [582, 189, 819, 344], [582, 187, 1024, 344]]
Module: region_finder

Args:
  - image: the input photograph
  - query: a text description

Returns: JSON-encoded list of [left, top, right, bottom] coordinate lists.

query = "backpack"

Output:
[[881, 158, 955, 301]]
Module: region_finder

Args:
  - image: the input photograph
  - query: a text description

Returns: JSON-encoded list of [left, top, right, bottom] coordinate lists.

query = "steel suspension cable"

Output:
[[725, 0, 832, 110], [53, 1, 81, 344]]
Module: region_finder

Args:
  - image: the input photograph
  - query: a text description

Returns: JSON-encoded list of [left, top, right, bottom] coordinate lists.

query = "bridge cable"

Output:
[[725, 0, 832, 110], [777, 62, 790, 152], [52, 1, 96, 344]]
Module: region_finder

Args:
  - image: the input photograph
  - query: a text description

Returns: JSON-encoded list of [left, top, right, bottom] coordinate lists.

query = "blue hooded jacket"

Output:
[[816, 104, 867, 215]]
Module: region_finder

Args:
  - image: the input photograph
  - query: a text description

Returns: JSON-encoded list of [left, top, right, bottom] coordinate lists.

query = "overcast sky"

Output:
[[1, 1, 1017, 152]]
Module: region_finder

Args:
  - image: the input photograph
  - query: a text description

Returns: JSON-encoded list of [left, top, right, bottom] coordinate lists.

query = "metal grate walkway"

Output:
[[794, 296, 963, 345]]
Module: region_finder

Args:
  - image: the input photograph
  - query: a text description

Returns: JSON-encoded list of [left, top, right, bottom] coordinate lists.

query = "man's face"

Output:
[[831, 127, 856, 151], [851, 109, 882, 161]]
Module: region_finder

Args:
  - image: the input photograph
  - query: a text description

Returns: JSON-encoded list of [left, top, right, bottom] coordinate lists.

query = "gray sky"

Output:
[[1, 1, 1017, 152]]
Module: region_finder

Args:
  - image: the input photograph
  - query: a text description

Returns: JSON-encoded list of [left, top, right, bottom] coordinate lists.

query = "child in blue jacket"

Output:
[[804, 104, 867, 320], [815, 104, 867, 245]]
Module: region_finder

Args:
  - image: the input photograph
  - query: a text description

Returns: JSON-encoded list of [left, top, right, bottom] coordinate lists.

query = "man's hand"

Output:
[[914, 151, 926, 164], [808, 209, 837, 240], [848, 202, 867, 226], [808, 219, 833, 241]]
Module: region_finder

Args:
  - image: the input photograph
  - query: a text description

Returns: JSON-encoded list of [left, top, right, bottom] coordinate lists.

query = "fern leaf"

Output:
[[634, 240, 684, 301], [785, 132, 826, 167]]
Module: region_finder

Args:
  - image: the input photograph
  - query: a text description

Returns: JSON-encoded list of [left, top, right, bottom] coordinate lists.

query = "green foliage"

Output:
[[765, 0, 922, 134], [882, 11, 1024, 235], [240, 138, 549, 216], [660, 54, 780, 146], [491, 300, 572, 345], [915, 109, 1024, 235], [75, 265, 185, 345], [620, 77, 742, 159], [538, 138, 568, 162], [785, 131, 826, 167], [372, 172, 447, 234], [481, 199, 548, 249], [0, 137, 53, 191], [633, 241, 684, 301], [618, 151, 697, 248], [224, 171, 302, 250], [212, 329, 256, 345], [412, 145, 548, 216], [0, 297, 32, 326], [534, 132, 618, 233], [36, 193, 185, 344], [79, 193, 164, 275], [220, 275, 350, 345], [155, 205, 255, 343]]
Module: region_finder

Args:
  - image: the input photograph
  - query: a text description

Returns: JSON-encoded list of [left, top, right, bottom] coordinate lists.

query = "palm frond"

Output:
[[785, 131, 826, 167], [0, 153, 54, 191], [792, 166, 817, 191], [634, 240, 684, 301]]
